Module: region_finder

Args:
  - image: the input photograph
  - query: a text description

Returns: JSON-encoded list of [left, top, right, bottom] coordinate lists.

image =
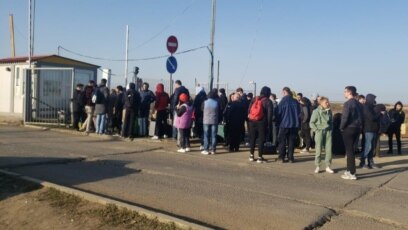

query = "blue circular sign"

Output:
[[166, 56, 177, 74]]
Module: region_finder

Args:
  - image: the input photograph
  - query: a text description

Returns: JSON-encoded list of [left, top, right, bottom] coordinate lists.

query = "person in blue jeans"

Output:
[[202, 89, 221, 155], [94, 79, 109, 135], [360, 94, 381, 169]]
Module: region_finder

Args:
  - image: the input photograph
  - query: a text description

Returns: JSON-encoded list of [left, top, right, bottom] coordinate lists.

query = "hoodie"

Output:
[[154, 83, 170, 111], [389, 101, 405, 128], [363, 94, 380, 133]]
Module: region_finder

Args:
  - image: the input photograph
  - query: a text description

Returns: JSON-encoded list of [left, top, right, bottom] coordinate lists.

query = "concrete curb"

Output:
[[0, 169, 212, 230]]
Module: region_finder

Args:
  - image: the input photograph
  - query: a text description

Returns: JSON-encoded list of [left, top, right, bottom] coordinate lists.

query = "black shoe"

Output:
[[289, 159, 295, 163]]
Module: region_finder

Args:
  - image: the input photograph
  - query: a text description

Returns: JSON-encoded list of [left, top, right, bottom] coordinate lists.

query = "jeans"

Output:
[[138, 117, 148, 136], [342, 127, 361, 175], [204, 124, 218, 152], [83, 105, 95, 132], [360, 132, 377, 166], [122, 109, 136, 138], [95, 114, 106, 134]]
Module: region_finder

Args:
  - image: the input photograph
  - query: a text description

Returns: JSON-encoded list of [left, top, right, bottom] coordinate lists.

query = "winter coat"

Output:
[[363, 94, 380, 133], [139, 90, 155, 117], [340, 98, 363, 130], [276, 95, 300, 129], [176, 103, 193, 129], [203, 98, 220, 125], [247, 97, 274, 128], [94, 85, 109, 115], [154, 84, 170, 112]]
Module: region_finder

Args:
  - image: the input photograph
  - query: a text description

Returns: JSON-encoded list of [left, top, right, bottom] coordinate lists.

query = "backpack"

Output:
[[248, 96, 265, 121], [379, 111, 391, 134]]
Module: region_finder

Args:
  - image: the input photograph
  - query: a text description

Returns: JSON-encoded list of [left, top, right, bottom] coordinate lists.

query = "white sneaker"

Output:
[[200, 146, 204, 150], [177, 149, 186, 153], [210, 151, 215, 155], [201, 150, 209, 155], [249, 155, 255, 162], [151, 136, 159, 140], [341, 171, 357, 180], [163, 134, 168, 139], [185, 147, 191, 152], [314, 167, 320, 174], [301, 148, 310, 154], [325, 167, 334, 174]]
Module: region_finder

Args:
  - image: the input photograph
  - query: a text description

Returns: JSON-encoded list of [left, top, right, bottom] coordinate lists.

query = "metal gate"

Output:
[[23, 67, 93, 125]]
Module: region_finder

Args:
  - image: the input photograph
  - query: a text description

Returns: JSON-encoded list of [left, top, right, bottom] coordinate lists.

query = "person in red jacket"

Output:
[[152, 83, 170, 139]]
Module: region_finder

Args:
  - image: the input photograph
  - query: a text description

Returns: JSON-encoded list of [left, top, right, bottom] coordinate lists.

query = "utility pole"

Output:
[[28, 0, 32, 68], [208, 0, 216, 90], [216, 60, 220, 89], [9, 14, 16, 57], [124, 25, 129, 87]]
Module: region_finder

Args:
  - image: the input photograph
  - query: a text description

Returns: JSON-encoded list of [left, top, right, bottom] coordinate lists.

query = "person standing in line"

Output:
[[247, 86, 273, 163], [299, 97, 312, 153], [121, 83, 141, 139], [107, 88, 117, 134], [80, 80, 96, 133], [94, 79, 110, 135], [387, 101, 405, 155], [193, 86, 207, 149], [270, 93, 279, 149], [202, 89, 221, 155], [176, 93, 193, 153], [355, 94, 366, 154], [340, 86, 363, 180], [310, 97, 334, 174], [152, 83, 170, 140], [360, 94, 381, 169], [139, 82, 156, 137], [224, 92, 247, 152], [72, 83, 84, 131], [276, 87, 300, 163], [113, 86, 124, 135], [170, 80, 190, 140]]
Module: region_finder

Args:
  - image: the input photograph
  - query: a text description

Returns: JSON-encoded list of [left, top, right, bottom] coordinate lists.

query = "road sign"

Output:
[[167, 36, 178, 54], [166, 56, 177, 74]]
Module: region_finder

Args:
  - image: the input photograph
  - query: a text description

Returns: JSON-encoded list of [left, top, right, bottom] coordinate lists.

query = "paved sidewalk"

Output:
[[1, 125, 407, 229]]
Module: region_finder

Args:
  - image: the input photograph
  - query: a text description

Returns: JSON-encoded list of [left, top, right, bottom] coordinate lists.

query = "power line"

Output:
[[59, 45, 208, 62], [239, 0, 264, 86], [129, 0, 196, 51]]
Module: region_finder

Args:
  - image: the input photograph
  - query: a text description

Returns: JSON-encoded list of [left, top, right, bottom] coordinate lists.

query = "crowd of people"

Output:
[[71, 79, 406, 181]]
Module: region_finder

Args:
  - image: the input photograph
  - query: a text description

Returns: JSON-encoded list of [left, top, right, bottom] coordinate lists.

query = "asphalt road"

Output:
[[1, 125, 408, 229]]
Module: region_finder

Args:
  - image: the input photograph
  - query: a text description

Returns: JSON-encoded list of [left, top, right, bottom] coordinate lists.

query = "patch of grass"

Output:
[[91, 203, 180, 230], [38, 188, 82, 214], [38, 188, 183, 229]]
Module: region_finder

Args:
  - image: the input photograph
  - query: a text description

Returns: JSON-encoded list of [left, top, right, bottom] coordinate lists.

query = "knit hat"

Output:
[[179, 93, 188, 103]]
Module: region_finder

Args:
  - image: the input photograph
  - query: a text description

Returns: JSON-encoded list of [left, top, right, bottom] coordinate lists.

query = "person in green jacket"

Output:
[[309, 97, 334, 174]]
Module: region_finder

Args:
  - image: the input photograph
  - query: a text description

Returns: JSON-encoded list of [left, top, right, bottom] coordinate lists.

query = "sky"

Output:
[[1, 0, 408, 103]]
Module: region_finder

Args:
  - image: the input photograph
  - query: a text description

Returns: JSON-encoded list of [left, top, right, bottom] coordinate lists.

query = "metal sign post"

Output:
[[166, 36, 178, 94]]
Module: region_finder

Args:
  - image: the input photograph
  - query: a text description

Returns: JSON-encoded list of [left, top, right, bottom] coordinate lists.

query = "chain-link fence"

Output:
[[24, 68, 94, 125]]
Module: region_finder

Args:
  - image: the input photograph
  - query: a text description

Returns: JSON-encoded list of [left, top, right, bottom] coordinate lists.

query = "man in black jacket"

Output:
[[387, 101, 405, 155], [122, 83, 141, 139], [340, 86, 363, 180], [360, 94, 381, 169], [71, 83, 84, 130]]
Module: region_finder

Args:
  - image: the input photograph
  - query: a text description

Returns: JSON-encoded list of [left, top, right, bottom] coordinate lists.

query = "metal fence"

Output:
[[24, 67, 94, 125]]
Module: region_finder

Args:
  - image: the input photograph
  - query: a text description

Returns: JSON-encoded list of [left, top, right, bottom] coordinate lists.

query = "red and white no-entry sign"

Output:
[[166, 36, 178, 54]]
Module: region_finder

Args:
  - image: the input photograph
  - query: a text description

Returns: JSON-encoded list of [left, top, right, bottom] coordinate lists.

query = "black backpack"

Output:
[[379, 111, 391, 134]]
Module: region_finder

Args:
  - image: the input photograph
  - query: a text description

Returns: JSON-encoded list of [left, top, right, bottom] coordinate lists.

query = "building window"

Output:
[[15, 67, 20, 86]]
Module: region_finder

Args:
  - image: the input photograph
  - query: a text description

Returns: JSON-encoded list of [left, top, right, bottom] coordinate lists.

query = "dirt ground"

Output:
[[0, 173, 180, 230]]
